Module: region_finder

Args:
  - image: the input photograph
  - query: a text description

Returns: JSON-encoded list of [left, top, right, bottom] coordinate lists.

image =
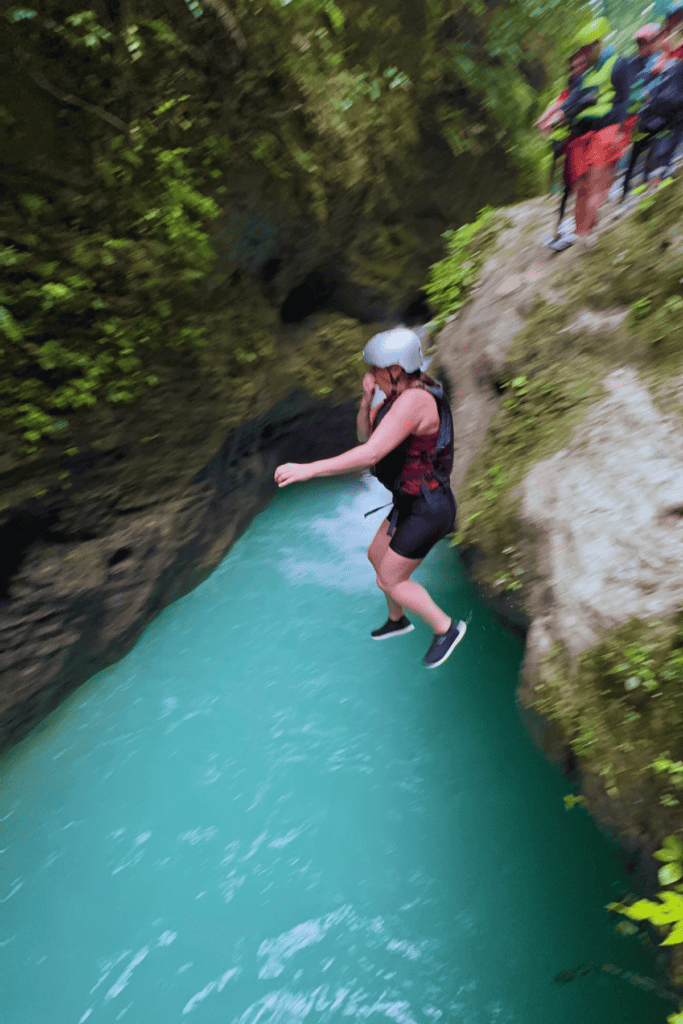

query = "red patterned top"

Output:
[[398, 431, 440, 495], [371, 399, 440, 495]]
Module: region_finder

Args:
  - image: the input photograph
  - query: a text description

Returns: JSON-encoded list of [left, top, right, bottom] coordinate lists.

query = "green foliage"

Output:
[[2, 5, 223, 451], [585, 622, 683, 707], [607, 837, 683, 949], [424, 206, 501, 328], [563, 793, 587, 810], [449, 361, 596, 558], [532, 616, 683, 823], [2, 0, 589, 457], [593, 0, 669, 57], [629, 297, 653, 324], [428, 0, 588, 192], [635, 178, 675, 221], [607, 892, 683, 945]]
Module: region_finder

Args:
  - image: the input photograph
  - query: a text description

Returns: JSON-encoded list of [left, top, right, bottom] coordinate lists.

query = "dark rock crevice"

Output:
[[0, 391, 358, 754]]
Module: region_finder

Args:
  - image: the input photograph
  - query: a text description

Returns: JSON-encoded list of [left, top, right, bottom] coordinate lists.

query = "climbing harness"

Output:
[[363, 382, 455, 536]]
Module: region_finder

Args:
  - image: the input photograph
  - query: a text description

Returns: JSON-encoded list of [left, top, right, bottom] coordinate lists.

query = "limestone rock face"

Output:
[[439, 198, 565, 496], [434, 185, 683, 887], [521, 366, 683, 690], [0, 392, 357, 754]]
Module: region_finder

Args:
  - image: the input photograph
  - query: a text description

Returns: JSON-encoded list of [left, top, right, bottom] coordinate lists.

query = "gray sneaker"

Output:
[[371, 615, 415, 640], [424, 619, 467, 668], [545, 235, 575, 252]]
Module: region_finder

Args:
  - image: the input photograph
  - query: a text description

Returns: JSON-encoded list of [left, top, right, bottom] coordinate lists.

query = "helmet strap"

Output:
[[388, 368, 401, 398]]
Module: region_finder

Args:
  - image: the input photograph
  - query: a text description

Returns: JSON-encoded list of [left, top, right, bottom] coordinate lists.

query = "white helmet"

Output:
[[362, 327, 431, 374]]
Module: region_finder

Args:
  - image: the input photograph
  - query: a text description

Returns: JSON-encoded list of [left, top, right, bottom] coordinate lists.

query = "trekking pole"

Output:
[[622, 135, 653, 201], [557, 183, 571, 233], [548, 150, 558, 194]]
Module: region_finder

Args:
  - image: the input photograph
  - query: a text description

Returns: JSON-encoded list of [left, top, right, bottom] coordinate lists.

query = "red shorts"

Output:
[[563, 124, 632, 187]]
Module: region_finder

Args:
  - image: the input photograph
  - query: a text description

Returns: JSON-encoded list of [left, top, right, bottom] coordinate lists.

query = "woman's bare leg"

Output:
[[367, 519, 404, 620], [574, 171, 590, 234], [600, 160, 618, 203], [377, 548, 451, 635], [575, 164, 603, 235]]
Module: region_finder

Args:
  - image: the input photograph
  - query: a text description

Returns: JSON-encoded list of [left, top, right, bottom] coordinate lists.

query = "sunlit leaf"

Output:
[[659, 863, 683, 887], [619, 899, 667, 921], [663, 836, 683, 858], [661, 921, 683, 946], [0, 305, 23, 342]]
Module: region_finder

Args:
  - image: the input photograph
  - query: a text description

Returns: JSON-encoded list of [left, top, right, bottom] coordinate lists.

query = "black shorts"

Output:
[[388, 487, 457, 561]]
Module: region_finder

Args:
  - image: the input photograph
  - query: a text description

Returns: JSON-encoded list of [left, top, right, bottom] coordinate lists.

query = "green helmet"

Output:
[[362, 327, 430, 374], [571, 16, 610, 52]]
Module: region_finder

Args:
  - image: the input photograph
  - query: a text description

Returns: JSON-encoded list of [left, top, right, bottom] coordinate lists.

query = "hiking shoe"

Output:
[[545, 235, 575, 252], [424, 619, 467, 669], [371, 615, 415, 640]]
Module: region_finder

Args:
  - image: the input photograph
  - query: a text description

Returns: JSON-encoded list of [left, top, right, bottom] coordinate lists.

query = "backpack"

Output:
[[368, 383, 454, 500], [639, 59, 683, 134]]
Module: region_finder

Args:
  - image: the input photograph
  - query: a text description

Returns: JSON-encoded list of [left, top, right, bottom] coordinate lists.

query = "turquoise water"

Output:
[[0, 473, 668, 1024]]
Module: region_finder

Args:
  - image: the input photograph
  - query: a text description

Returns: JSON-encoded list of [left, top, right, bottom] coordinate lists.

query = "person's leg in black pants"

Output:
[[621, 134, 656, 200], [651, 126, 683, 178]]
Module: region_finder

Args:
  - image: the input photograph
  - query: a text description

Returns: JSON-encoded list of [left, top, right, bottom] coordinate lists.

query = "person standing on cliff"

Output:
[[538, 48, 592, 251], [641, 2, 683, 184], [274, 327, 467, 669], [619, 23, 668, 199], [553, 17, 631, 244]]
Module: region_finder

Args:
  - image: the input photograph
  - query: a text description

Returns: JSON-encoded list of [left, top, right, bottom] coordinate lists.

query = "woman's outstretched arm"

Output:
[[275, 391, 422, 487]]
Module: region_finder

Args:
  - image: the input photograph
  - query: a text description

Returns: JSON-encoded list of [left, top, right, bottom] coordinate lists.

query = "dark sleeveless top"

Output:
[[370, 382, 454, 497]]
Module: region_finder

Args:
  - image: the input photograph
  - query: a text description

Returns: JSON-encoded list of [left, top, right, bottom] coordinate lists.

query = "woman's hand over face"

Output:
[[362, 372, 377, 401], [274, 462, 314, 487]]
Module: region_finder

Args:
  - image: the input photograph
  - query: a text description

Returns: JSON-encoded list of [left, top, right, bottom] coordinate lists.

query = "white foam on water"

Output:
[[0, 879, 23, 902], [220, 871, 246, 904], [111, 847, 146, 875], [218, 966, 241, 991], [105, 946, 150, 1001], [258, 920, 326, 980], [182, 980, 216, 1014], [386, 939, 423, 960], [242, 830, 269, 860], [231, 986, 423, 1024], [90, 950, 131, 995], [180, 966, 241, 1014], [257, 906, 353, 980], [268, 825, 306, 848], [276, 474, 386, 596], [178, 826, 218, 845]]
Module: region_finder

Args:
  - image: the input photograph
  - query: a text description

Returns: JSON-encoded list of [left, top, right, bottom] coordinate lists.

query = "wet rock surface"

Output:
[[520, 365, 683, 689], [438, 196, 566, 496], [0, 393, 357, 754]]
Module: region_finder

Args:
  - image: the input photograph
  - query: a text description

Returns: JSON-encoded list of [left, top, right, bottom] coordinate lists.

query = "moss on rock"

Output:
[[528, 612, 683, 840], [448, 176, 683, 603]]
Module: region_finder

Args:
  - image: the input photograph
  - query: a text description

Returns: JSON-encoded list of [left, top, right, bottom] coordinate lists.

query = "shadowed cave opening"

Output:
[[108, 547, 133, 568], [280, 269, 336, 324], [400, 291, 433, 327], [0, 506, 59, 602]]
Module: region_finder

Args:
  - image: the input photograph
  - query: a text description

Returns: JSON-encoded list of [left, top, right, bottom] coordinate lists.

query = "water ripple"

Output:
[[0, 879, 23, 902], [232, 986, 423, 1024], [257, 906, 352, 980], [181, 966, 241, 1014]]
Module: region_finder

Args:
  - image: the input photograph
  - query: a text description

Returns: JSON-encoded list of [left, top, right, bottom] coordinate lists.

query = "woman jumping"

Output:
[[274, 327, 467, 669]]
